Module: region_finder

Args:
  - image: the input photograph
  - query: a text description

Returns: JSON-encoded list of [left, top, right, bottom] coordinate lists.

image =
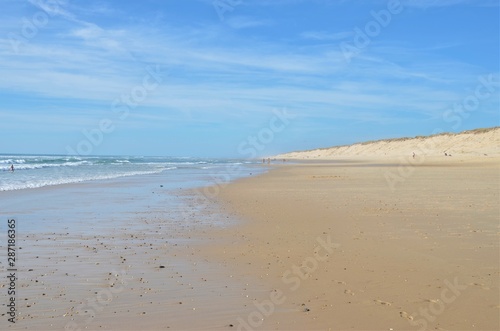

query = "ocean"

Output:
[[0, 154, 264, 234], [0, 154, 259, 192]]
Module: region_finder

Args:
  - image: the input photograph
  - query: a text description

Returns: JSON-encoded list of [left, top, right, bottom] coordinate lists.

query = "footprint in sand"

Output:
[[469, 282, 490, 290], [400, 311, 414, 321], [374, 299, 392, 306], [344, 289, 355, 296]]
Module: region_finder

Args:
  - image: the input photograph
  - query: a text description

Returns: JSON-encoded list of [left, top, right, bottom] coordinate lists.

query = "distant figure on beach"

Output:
[[412, 152, 415, 159], [262, 158, 265, 164], [10, 164, 14, 172], [267, 158, 270, 164]]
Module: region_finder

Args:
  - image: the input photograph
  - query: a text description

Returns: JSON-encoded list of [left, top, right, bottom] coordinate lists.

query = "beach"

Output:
[[0, 158, 266, 330], [1, 149, 499, 330], [2, 0, 499, 328], [202, 156, 499, 330]]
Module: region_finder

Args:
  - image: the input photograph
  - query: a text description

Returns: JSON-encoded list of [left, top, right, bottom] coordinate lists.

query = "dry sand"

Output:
[[199, 157, 499, 330]]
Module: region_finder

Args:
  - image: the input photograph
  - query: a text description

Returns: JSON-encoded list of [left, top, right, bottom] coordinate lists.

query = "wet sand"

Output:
[[1, 173, 265, 330]]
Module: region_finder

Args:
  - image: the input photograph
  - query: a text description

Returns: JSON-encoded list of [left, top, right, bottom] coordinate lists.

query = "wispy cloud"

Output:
[[27, 0, 85, 24], [1, 0, 498, 155], [300, 30, 353, 41], [0, 13, 491, 124]]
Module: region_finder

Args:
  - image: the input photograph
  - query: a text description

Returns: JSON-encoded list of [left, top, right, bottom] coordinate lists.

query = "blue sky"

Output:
[[1, 0, 499, 157]]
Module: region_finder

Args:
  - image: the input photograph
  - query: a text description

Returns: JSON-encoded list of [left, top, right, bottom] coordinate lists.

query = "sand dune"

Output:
[[275, 127, 500, 160]]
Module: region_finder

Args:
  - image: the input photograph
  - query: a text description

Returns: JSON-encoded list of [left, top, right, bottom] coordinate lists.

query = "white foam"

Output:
[[0, 159, 26, 164], [0, 167, 176, 191], [7, 161, 90, 170]]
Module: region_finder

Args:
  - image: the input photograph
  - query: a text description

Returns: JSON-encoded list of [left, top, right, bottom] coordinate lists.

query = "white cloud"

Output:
[[72, 24, 103, 40], [1, 0, 497, 138]]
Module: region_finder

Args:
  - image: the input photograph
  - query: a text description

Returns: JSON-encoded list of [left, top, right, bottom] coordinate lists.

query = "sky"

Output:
[[1, 0, 499, 158]]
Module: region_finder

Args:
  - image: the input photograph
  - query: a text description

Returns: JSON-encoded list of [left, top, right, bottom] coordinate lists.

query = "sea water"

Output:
[[0, 154, 263, 234], [0, 154, 259, 192]]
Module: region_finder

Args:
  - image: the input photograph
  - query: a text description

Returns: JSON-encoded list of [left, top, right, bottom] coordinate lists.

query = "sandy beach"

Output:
[[2, 0, 499, 329], [1, 168, 269, 330], [1, 136, 499, 330], [202, 156, 499, 330]]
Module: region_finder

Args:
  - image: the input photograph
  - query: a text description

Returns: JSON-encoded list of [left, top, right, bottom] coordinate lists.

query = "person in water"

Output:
[[10, 164, 14, 172]]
